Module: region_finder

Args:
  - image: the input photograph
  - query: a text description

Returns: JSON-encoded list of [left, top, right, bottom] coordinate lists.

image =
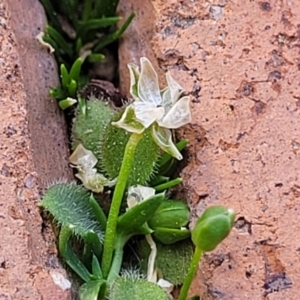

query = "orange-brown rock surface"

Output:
[[118, 0, 300, 299], [0, 0, 72, 298]]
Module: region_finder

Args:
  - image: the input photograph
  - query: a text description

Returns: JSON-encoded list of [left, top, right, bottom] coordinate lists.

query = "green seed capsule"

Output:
[[191, 206, 235, 252], [147, 200, 190, 229], [152, 227, 190, 245], [147, 200, 191, 244]]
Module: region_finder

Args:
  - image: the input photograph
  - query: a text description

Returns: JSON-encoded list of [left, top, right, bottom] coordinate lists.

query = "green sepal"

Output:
[[158, 139, 188, 176], [117, 193, 165, 236], [147, 200, 190, 229], [153, 227, 190, 244], [192, 206, 235, 252], [158, 139, 188, 168], [79, 279, 105, 300]]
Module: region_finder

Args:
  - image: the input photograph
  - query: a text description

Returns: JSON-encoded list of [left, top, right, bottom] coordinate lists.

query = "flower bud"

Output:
[[192, 206, 235, 252]]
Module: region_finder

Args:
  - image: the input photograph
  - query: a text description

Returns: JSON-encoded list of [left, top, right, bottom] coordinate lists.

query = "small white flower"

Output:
[[69, 144, 116, 193], [112, 57, 192, 160]]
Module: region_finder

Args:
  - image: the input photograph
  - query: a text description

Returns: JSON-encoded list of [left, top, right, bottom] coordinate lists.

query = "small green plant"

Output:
[[38, 0, 134, 108], [40, 58, 235, 299]]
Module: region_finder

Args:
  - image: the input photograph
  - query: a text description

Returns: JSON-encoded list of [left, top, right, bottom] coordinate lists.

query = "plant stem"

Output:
[[101, 133, 142, 277], [178, 246, 203, 300], [145, 234, 157, 283], [106, 234, 128, 285]]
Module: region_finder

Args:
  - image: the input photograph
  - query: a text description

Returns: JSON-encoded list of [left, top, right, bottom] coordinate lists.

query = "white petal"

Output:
[[133, 102, 165, 128], [127, 185, 156, 208], [112, 104, 145, 134], [161, 88, 172, 114], [158, 96, 191, 129], [138, 57, 162, 106], [76, 169, 116, 193], [166, 71, 184, 104], [151, 125, 183, 160], [128, 63, 140, 100], [69, 144, 97, 169], [157, 278, 174, 294]]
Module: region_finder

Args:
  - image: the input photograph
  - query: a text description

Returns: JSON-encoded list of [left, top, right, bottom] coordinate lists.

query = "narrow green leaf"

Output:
[[94, 12, 135, 52], [153, 177, 182, 191], [84, 231, 102, 260], [59, 225, 91, 282], [89, 194, 107, 230], [46, 25, 73, 57], [69, 57, 83, 83], [39, 0, 61, 31], [60, 64, 70, 89], [149, 175, 169, 187], [87, 53, 105, 63], [117, 193, 165, 235], [68, 79, 77, 98], [77, 17, 121, 38], [79, 279, 104, 300], [94, 0, 120, 18], [92, 255, 103, 279], [82, 0, 92, 21]]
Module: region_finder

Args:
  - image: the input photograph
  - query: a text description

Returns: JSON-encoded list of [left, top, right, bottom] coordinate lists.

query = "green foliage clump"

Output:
[[72, 99, 115, 170], [110, 275, 168, 300], [101, 110, 159, 185]]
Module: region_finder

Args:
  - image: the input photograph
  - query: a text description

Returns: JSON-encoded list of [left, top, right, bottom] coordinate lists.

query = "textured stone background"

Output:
[[118, 0, 300, 299], [0, 0, 72, 298]]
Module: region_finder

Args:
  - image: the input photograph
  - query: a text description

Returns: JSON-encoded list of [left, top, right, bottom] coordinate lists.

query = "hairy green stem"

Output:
[[101, 133, 142, 277], [178, 246, 203, 300]]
